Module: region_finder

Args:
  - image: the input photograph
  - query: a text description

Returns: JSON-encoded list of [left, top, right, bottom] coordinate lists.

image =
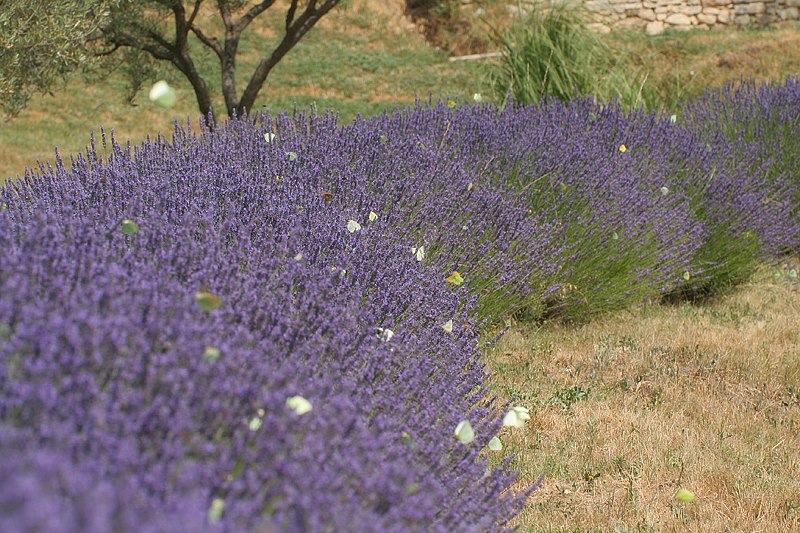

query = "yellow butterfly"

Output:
[[446, 271, 464, 285]]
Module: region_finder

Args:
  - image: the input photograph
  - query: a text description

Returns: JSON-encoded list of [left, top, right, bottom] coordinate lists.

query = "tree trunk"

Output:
[[191, 76, 216, 125], [221, 36, 240, 117], [174, 55, 216, 125]]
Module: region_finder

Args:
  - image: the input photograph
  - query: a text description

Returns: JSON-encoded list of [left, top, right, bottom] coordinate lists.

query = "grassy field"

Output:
[[2, 3, 800, 529]]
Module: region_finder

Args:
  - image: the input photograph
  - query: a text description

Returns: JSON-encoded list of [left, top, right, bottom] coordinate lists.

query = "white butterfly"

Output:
[[503, 406, 530, 428], [454, 420, 474, 444]]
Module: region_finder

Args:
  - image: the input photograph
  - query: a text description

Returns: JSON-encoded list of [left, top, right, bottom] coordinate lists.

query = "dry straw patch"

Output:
[[326, 0, 418, 34], [486, 267, 800, 532]]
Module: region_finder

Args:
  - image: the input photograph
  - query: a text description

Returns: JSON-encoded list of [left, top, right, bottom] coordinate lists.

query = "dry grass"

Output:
[[486, 266, 800, 532], [609, 23, 800, 105]]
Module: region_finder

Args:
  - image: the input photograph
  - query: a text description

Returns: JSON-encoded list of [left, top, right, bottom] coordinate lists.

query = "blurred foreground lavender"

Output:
[[1, 77, 798, 531]]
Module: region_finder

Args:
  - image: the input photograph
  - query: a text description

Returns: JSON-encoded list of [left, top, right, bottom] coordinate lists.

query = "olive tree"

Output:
[[0, 0, 343, 119]]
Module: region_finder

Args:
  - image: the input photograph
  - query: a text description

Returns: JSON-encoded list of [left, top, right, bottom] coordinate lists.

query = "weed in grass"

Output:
[[595, 335, 638, 366], [612, 522, 658, 533], [783, 386, 800, 406], [786, 500, 800, 521], [548, 385, 591, 412]]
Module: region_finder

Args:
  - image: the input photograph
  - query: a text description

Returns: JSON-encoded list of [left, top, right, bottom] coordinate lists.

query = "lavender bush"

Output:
[[1, 78, 799, 531], [681, 75, 800, 248], [0, 119, 535, 532]]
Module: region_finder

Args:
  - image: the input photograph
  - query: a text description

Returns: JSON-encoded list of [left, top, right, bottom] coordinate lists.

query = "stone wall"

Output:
[[473, 0, 800, 34]]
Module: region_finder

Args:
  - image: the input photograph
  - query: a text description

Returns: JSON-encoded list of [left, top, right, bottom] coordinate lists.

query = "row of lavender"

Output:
[[1, 77, 798, 531]]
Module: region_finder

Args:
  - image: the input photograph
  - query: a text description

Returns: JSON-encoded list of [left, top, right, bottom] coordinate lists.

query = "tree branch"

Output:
[[218, 0, 234, 30], [112, 34, 174, 61], [117, 18, 176, 54], [91, 42, 122, 57], [237, 0, 340, 114], [185, 0, 219, 57], [187, 0, 203, 27], [180, 60, 215, 121], [217, 1, 239, 116], [285, 0, 299, 32], [235, 0, 278, 33], [190, 25, 223, 60], [146, 28, 174, 52], [171, 1, 190, 51]]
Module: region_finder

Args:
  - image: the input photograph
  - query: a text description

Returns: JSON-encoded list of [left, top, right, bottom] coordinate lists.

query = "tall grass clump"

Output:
[[488, 5, 650, 109]]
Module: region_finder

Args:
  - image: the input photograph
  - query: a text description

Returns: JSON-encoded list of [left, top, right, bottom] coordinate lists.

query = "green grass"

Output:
[[488, 10, 800, 112]]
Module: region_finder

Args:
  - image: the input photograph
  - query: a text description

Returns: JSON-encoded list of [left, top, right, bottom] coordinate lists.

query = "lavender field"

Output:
[[1, 77, 799, 532]]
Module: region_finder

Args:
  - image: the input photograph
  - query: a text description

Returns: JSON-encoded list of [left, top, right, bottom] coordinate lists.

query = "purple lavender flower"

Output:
[[1, 80, 798, 530]]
